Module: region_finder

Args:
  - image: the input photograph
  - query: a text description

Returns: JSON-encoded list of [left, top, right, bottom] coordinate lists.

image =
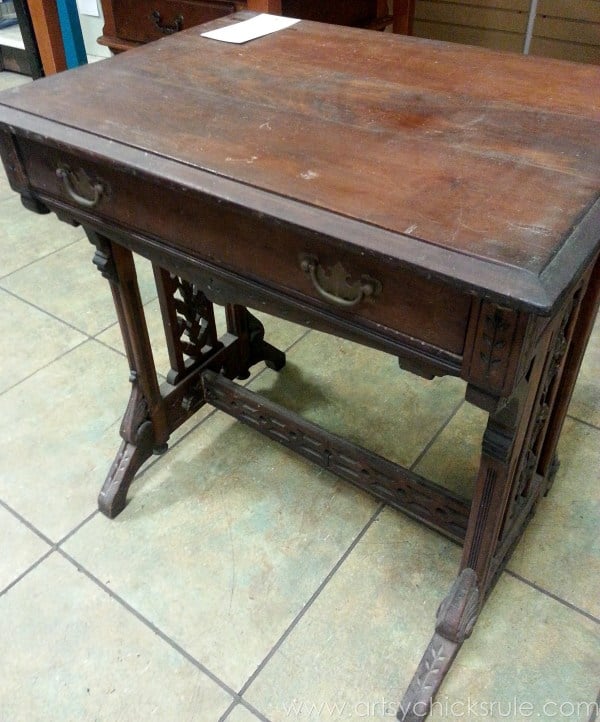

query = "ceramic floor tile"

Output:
[[1, 239, 156, 335], [0, 288, 86, 393], [414, 402, 488, 500], [0, 195, 84, 277], [97, 298, 306, 380], [244, 507, 461, 720], [63, 409, 378, 691], [0, 159, 13, 203], [0, 71, 31, 92], [245, 509, 600, 721], [508, 417, 600, 619], [0, 506, 50, 592], [0, 340, 132, 540], [428, 574, 600, 722], [569, 317, 600, 428], [249, 330, 465, 469], [226, 704, 265, 722], [0, 553, 233, 722]]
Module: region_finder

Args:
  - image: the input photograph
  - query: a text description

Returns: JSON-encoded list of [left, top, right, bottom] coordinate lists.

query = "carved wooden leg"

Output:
[[98, 379, 155, 518], [538, 257, 600, 486], [398, 309, 558, 719], [397, 569, 479, 721], [225, 304, 286, 379], [89, 231, 168, 518]]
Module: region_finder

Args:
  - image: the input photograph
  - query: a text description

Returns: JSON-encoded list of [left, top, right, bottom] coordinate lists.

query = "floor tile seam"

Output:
[[92, 335, 128, 359], [56, 546, 242, 704], [235, 501, 386, 699], [56, 508, 101, 547], [0, 504, 101, 553], [409, 397, 465, 472], [90, 295, 159, 341], [0, 497, 55, 546], [505, 569, 600, 626], [0, 235, 84, 281], [0, 283, 93, 337], [0, 335, 101, 398], [566, 412, 600, 433], [219, 699, 272, 722], [0, 547, 55, 598]]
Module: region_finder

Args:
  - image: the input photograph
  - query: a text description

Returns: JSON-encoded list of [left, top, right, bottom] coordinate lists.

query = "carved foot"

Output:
[[98, 420, 155, 518], [397, 569, 480, 722]]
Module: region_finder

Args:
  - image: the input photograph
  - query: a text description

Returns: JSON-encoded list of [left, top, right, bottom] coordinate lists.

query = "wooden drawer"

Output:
[[113, 0, 236, 44], [17, 136, 471, 359]]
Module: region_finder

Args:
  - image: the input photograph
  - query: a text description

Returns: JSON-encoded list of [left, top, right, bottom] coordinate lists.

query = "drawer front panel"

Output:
[[18, 137, 471, 357], [113, 0, 236, 43]]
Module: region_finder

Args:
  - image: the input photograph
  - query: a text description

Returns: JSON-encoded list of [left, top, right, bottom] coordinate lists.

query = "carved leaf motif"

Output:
[[479, 311, 510, 371], [416, 644, 448, 691]]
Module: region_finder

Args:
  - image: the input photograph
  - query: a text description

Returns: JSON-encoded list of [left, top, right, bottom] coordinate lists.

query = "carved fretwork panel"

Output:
[[497, 285, 584, 554], [154, 268, 221, 384]]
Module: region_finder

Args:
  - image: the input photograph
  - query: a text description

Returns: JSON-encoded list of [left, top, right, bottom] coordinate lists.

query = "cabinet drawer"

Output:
[[113, 0, 236, 43], [17, 136, 471, 359]]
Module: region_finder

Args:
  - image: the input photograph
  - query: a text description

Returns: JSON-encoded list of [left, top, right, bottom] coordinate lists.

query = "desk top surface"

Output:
[[1, 14, 599, 312]]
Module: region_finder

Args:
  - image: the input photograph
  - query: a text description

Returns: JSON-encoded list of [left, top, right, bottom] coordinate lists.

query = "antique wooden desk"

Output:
[[0, 15, 598, 719]]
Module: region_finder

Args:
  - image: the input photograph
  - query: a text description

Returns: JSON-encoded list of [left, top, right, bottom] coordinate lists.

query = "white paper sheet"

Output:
[[76, 0, 100, 17], [201, 14, 300, 44]]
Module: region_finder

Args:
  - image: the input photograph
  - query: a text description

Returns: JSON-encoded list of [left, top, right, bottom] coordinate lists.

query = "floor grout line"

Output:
[[0, 285, 96, 338], [506, 570, 600, 626], [0, 548, 55, 598], [218, 700, 240, 722], [0, 500, 101, 598], [0, 498, 55, 547], [410, 397, 465, 473], [220, 699, 272, 722], [566, 412, 600, 433], [57, 547, 242, 705], [0, 235, 83, 282], [235, 502, 385, 700], [0, 337, 91, 398]]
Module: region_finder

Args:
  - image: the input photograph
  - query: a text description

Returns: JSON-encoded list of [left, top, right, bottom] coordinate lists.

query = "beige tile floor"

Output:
[[0, 69, 599, 722]]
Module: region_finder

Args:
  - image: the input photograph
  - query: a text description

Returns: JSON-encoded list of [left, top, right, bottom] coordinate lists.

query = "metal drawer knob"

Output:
[[56, 167, 104, 208], [300, 255, 382, 308]]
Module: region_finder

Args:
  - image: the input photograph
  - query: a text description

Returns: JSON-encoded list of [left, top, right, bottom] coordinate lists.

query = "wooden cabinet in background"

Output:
[[98, 0, 414, 53]]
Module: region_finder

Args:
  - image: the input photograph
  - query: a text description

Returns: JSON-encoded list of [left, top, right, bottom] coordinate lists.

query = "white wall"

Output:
[[78, 0, 110, 58]]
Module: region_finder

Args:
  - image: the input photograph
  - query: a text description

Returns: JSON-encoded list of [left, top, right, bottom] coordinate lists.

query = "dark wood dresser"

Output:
[[98, 0, 415, 52]]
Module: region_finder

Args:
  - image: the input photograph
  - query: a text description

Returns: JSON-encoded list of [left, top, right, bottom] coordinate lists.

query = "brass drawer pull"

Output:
[[56, 167, 104, 208], [151, 10, 183, 34], [300, 255, 382, 308]]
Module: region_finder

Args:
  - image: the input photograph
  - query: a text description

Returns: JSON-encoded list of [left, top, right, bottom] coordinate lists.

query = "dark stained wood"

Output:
[[1, 17, 599, 313], [0, 19, 598, 720]]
